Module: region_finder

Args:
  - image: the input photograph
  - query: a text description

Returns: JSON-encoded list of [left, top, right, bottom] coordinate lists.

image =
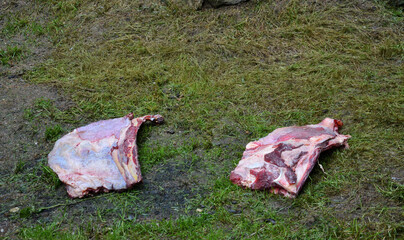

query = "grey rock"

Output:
[[228, 209, 241, 214], [264, 218, 276, 224], [387, 0, 404, 7], [165, 0, 248, 10], [166, 0, 204, 10], [207, 0, 248, 8]]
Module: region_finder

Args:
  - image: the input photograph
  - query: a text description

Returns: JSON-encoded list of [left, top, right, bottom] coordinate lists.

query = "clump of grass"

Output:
[[40, 163, 62, 189], [375, 181, 404, 201], [14, 159, 26, 174], [30, 22, 46, 36], [35, 98, 54, 112], [45, 125, 64, 142], [1, 16, 29, 35], [23, 108, 35, 121], [0, 46, 23, 65], [379, 42, 404, 58], [19, 206, 36, 219], [24, 98, 80, 123], [20, 224, 75, 239], [138, 144, 178, 171]]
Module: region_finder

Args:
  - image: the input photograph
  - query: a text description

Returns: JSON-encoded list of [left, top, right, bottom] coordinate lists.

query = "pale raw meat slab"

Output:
[[48, 113, 163, 198], [230, 118, 351, 198]]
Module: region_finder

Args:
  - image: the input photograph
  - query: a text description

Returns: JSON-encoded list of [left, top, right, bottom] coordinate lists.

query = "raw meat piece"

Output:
[[48, 113, 163, 198], [230, 118, 351, 198]]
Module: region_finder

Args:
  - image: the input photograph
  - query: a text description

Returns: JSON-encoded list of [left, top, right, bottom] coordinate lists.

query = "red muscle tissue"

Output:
[[230, 118, 351, 198], [48, 113, 163, 198]]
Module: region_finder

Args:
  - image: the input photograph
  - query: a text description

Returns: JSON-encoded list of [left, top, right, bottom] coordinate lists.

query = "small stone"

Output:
[[208, 0, 248, 8], [196, 208, 203, 212], [231, 201, 237, 204], [167, 130, 175, 134], [228, 209, 241, 214], [10, 207, 20, 213], [264, 218, 276, 224]]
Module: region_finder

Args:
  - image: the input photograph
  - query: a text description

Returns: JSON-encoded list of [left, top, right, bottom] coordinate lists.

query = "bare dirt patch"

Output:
[[0, 77, 69, 173]]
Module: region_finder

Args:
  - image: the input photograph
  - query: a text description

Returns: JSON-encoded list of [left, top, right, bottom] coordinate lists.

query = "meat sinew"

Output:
[[48, 113, 163, 198], [230, 118, 351, 198]]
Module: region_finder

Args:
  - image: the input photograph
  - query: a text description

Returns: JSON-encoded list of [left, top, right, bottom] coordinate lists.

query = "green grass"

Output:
[[39, 163, 62, 189], [1, 16, 29, 35], [45, 125, 64, 142], [24, 98, 80, 123], [0, 15, 47, 40], [1, 0, 403, 239], [0, 46, 23, 65]]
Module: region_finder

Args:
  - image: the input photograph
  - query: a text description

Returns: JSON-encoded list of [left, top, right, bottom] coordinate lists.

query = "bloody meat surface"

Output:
[[48, 113, 163, 198], [230, 118, 351, 198]]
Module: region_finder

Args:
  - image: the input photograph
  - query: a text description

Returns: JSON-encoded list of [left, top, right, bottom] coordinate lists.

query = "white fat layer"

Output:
[[242, 173, 257, 187], [294, 155, 309, 181], [244, 161, 265, 169], [245, 141, 259, 149], [272, 167, 284, 183]]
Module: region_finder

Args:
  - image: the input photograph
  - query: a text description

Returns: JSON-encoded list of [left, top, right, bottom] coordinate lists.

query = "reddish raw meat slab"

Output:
[[230, 118, 351, 198], [48, 113, 163, 198]]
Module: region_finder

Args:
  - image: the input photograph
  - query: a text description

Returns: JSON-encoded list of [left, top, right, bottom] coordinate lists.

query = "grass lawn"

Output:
[[0, 0, 403, 239]]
